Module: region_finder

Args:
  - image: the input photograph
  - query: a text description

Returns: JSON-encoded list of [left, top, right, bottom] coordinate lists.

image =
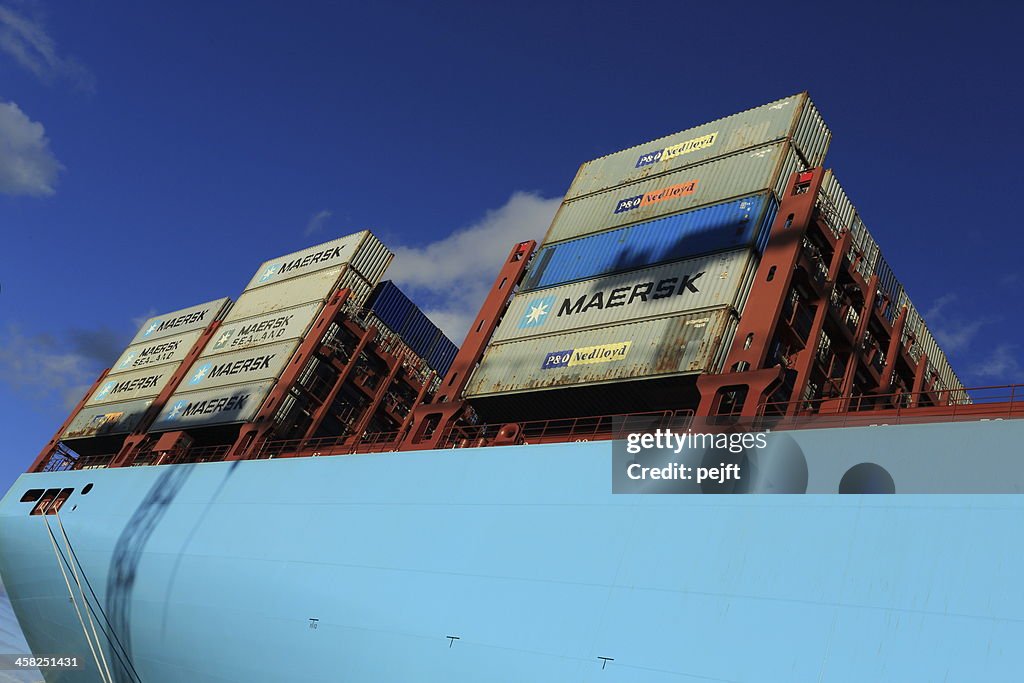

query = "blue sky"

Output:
[[1, 0, 1023, 499]]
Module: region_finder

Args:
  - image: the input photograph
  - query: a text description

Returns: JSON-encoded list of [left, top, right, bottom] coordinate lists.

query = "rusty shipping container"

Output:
[[62, 398, 154, 441], [565, 92, 829, 200], [465, 307, 737, 398], [244, 230, 392, 292], [542, 141, 804, 246], [127, 298, 232, 346], [492, 249, 757, 344], [150, 380, 277, 432]]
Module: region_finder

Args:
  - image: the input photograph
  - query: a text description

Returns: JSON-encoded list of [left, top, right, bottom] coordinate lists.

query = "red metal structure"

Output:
[[30, 170, 1021, 473]]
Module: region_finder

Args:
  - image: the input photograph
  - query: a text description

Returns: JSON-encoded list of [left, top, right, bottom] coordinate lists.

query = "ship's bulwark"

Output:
[[1, 420, 1023, 682]]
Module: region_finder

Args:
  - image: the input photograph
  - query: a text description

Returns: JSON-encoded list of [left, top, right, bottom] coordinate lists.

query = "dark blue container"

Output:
[[427, 334, 459, 377], [523, 193, 777, 292], [366, 281, 459, 375], [874, 257, 902, 324]]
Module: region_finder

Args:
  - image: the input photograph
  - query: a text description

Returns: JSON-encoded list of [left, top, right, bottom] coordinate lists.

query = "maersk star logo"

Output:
[[189, 362, 213, 385], [96, 381, 116, 399], [142, 321, 161, 337], [118, 352, 136, 369], [258, 264, 281, 283], [166, 400, 187, 420], [214, 330, 235, 349], [518, 296, 555, 328]]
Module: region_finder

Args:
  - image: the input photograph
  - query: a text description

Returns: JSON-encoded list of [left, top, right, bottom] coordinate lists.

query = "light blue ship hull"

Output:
[[1, 419, 1022, 682]]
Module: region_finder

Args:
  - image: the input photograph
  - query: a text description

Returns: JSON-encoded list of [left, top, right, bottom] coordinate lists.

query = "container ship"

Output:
[[2, 93, 1022, 682]]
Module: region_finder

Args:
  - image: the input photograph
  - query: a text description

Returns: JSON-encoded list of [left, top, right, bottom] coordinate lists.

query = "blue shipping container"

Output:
[[365, 281, 416, 334], [874, 257, 902, 324], [366, 281, 459, 376], [523, 193, 778, 292], [427, 336, 459, 378]]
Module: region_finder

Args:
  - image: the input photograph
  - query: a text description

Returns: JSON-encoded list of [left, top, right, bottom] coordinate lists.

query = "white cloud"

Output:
[[387, 191, 561, 342], [0, 3, 94, 90], [0, 324, 107, 409], [0, 100, 63, 196], [922, 293, 988, 353], [131, 308, 157, 333], [969, 344, 1021, 380], [304, 209, 332, 237]]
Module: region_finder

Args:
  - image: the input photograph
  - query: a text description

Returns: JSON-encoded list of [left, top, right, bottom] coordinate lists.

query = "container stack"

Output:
[[466, 94, 830, 410], [62, 298, 232, 440], [814, 172, 965, 396], [151, 231, 393, 432], [364, 281, 459, 376]]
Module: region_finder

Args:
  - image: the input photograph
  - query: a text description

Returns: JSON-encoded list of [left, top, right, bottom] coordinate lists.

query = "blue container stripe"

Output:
[[755, 195, 780, 253], [524, 193, 775, 292]]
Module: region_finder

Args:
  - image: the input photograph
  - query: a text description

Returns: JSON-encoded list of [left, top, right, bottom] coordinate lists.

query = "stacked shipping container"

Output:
[[467, 93, 831, 399], [364, 281, 459, 376], [151, 232, 393, 432], [63, 298, 232, 439], [814, 171, 965, 395]]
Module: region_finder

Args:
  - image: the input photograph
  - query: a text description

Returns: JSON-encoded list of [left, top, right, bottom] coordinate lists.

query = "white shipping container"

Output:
[[174, 339, 302, 393], [244, 231, 392, 291], [466, 308, 737, 397], [85, 365, 175, 407], [205, 302, 323, 357], [566, 92, 829, 200], [107, 329, 204, 377], [543, 141, 802, 246], [226, 266, 372, 322], [127, 298, 231, 346], [150, 380, 276, 432], [491, 249, 757, 344]]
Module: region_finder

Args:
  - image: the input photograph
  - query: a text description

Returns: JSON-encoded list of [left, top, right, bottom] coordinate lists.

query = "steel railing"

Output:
[[755, 383, 1022, 430], [443, 409, 695, 448]]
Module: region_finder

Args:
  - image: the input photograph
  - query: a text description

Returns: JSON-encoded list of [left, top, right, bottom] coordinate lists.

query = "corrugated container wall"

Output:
[[466, 308, 738, 398], [108, 329, 204, 376], [150, 380, 277, 431], [85, 365, 176, 407], [127, 298, 232, 346], [226, 266, 372, 322], [63, 399, 154, 440], [204, 302, 323, 357], [243, 231, 392, 292], [565, 93, 829, 200], [176, 340, 302, 393], [816, 170, 855, 238], [522, 194, 777, 292], [874, 256, 902, 322], [493, 250, 757, 344], [62, 297, 231, 440], [542, 141, 803, 246], [365, 281, 459, 375], [848, 214, 880, 282]]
